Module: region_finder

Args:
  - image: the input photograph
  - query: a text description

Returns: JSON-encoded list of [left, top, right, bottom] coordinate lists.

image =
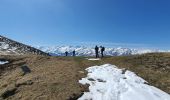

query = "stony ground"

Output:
[[0, 53, 170, 100]]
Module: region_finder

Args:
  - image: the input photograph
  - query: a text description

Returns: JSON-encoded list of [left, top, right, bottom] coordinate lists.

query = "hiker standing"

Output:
[[95, 45, 99, 58], [65, 51, 68, 56], [101, 46, 105, 58], [73, 50, 76, 56]]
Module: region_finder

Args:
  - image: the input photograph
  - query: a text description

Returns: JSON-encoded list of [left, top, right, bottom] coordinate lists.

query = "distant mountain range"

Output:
[[0, 35, 169, 56], [36, 46, 169, 56]]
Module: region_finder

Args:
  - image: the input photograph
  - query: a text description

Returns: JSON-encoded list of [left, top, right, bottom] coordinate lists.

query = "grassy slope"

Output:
[[74, 53, 170, 94], [0, 53, 170, 100]]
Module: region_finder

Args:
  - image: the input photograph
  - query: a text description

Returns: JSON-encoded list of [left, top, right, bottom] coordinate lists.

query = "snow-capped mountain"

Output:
[[36, 46, 167, 56], [0, 35, 49, 55], [0, 35, 168, 56]]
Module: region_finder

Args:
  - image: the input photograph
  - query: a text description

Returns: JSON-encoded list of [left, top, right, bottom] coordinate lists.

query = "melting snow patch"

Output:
[[87, 58, 101, 61], [0, 61, 9, 65], [78, 64, 170, 100]]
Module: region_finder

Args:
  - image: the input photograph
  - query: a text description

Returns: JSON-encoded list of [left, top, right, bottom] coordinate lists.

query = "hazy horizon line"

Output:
[[32, 42, 170, 50]]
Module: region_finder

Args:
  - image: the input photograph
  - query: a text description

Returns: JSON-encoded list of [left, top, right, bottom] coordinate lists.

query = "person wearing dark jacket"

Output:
[[100, 46, 105, 58], [65, 51, 68, 56], [73, 50, 76, 56], [95, 46, 99, 58]]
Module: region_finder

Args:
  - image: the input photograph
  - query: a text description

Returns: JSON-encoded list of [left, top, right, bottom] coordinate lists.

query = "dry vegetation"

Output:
[[0, 53, 170, 100]]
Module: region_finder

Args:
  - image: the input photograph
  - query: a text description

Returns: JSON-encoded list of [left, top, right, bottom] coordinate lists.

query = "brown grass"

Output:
[[0, 53, 170, 100]]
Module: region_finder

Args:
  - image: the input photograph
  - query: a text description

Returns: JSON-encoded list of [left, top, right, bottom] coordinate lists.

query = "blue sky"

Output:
[[0, 0, 170, 49]]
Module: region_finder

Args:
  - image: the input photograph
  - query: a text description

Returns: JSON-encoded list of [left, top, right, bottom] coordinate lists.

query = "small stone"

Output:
[[78, 71, 84, 74]]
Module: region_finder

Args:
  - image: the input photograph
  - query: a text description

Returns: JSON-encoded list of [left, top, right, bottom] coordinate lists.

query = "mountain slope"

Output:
[[0, 35, 49, 55]]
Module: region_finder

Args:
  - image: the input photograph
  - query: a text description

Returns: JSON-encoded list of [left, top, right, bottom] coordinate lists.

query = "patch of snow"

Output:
[[78, 64, 170, 100], [0, 42, 9, 49], [0, 42, 18, 55], [0, 61, 9, 65], [87, 58, 101, 61]]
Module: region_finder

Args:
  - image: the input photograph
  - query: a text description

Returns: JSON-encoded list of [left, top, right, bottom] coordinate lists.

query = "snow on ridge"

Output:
[[78, 64, 170, 100], [0, 42, 10, 49], [36, 46, 168, 56], [0, 42, 18, 55]]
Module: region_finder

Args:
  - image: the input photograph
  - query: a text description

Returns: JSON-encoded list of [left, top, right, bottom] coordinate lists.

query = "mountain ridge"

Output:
[[0, 35, 169, 56], [0, 35, 49, 55]]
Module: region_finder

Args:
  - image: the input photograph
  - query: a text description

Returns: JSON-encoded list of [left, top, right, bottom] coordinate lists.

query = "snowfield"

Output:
[[0, 60, 9, 65], [78, 64, 170, 100]]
